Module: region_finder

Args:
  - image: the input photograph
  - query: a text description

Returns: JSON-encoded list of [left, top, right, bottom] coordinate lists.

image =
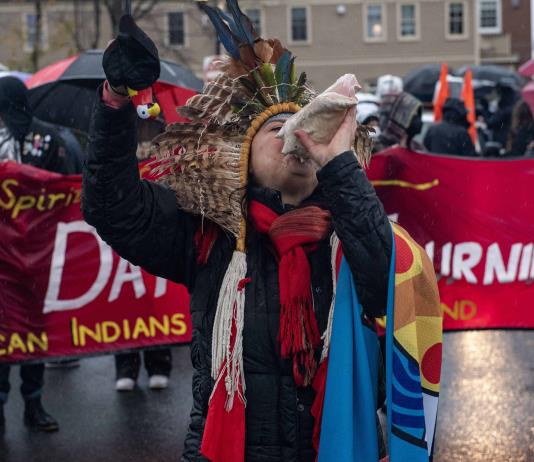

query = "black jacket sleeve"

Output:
[[82, 90, 197, 288], [317, 151, 392, 317]]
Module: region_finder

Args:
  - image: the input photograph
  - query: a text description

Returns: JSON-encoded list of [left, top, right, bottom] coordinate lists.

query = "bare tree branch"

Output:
[[91, 0, 101, 49], [132, 0, 160, 21], [31, 0, 42, 72]]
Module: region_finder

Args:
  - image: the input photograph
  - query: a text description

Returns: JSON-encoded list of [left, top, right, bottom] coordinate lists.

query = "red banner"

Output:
[[2, 148, 532, 363], [0, 162, 191, 363], [367, 147, 534, 330]]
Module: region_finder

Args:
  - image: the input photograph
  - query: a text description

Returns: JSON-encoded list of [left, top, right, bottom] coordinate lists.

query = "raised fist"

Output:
[[103, 15, 160, 91]]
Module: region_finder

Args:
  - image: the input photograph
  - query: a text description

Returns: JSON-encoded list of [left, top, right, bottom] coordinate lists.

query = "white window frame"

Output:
[[22, 11, 48, 53], [363, 3, 387, 43], [287, 5, 312, 46], [479, 0, 502, 35], [245, 7, 265, 37], [397, 2, 420, 41], [445, 1, 469, 40], [165, 10, 188, 48]]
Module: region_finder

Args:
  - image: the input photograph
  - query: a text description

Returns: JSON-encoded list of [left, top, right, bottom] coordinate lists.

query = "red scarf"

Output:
[[201, 200, 332, 462], [249, 200, 332, 386]]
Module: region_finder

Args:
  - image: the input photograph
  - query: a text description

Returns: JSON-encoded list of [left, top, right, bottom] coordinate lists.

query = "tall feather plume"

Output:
[[225, 0, 256, 46], [198, 3, 240, 60], [195, 0, 314, 122]]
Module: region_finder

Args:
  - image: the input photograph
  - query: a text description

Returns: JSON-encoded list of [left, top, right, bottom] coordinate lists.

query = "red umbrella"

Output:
[[518, 59, 534, 78], [522, 81, 534, 115]]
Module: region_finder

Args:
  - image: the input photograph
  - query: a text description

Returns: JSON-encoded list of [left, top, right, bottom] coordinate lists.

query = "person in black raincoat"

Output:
[[0, 76, 75, 173], [82, 15, 391, 462], [424, 97, 477, 157]]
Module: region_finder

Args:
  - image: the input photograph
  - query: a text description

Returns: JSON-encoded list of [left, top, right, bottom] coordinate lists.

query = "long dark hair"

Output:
[[507, 100, 534, 152]]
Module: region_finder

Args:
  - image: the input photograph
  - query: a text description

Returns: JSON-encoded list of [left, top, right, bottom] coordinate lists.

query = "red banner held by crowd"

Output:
[[2, 148, 533, 362], [367, 147, 534, 330], [0, 162, 191, 363]]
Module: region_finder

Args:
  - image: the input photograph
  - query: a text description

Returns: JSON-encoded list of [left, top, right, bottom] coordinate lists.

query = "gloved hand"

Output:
[[103, 14, 160, 91]]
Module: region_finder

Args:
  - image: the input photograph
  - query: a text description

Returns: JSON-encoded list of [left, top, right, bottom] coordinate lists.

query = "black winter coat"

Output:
[[82, 95, 392, 462], [424, 122, 476, 157]]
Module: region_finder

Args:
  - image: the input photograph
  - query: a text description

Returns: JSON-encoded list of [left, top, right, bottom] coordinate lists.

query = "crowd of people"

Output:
[[364, 74, 534, 158]]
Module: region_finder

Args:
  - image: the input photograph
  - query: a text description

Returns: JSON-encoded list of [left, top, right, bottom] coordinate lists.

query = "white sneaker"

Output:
[[149, 375, 169, 390], [115, 377, 136, 391]]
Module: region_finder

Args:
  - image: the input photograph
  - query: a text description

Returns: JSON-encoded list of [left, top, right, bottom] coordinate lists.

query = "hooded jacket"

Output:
[[424, 98, 477, 157], [0, 76, 74, 174], [83, 93, 392, 462]]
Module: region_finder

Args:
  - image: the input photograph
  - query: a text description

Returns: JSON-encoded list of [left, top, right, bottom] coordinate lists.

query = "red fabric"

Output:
[[201, 280, 249, 462], [194, 220, 220, 265], [461, 69, 477, 145], [249, 200, 331, 386], [433, 63, 449, 122], [25, 54, 78, 89], [153, 81, 197, 123], [201, 374, 246, 462], [518, 59, 534, 78]]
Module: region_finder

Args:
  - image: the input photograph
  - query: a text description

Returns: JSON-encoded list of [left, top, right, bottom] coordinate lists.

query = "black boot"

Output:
[[23, 398, 59, 432]]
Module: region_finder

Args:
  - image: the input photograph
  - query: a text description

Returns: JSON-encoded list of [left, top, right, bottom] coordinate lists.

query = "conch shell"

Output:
[[276, 74, 361, 159]]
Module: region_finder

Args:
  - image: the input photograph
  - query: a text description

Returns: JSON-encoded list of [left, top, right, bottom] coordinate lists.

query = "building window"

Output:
[[167, 12, 185, 46], [246, 8, 261, 36], [23, 13, 47, 52], [291, 7, 308, 43], [365, 4, 385, 41], [399, 4, 417, 38], [479, 0, 501, 34], [448, 2, 466, 36]]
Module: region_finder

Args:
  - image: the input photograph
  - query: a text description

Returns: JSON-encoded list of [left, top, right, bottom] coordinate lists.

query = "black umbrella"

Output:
[[403, 64, 448, 103], [453, 65, 524, 88], [26, 50, 203, 134]]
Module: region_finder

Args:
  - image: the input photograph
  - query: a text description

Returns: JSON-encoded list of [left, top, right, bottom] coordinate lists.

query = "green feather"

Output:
[[290, 59, 297, 84], [292, 72, 308, 104], [260, 63, 277, 91], [274, 51, 291, 101], [252, 69, 274, 106], [239, 77, 269, 107]]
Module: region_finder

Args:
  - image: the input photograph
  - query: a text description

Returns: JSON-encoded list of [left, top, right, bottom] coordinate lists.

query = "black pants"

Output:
[[115, 348, 172, 380], [0, 363, 44, 404]]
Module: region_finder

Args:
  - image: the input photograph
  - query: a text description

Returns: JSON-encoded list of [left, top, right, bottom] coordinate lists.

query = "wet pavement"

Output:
[[0, 331, 533, 462]]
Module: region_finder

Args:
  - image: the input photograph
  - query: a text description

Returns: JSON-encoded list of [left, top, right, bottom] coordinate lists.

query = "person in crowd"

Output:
[[507, 100, 534, 157], [0, 76, 75, 173], [82, 12, 396, 461], [0, 76, 72, 432], [424, 97, 477, 157], [84, 7, 443, 460], [115, 349, 172, 391], [373, 91, 424, 153], [375, 74, 403, 101], [486, 81, 519, 147]]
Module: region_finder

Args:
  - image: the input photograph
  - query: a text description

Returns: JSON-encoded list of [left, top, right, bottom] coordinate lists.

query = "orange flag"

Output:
[[434, 63, 449, 121], [461, 68, 478, 146]]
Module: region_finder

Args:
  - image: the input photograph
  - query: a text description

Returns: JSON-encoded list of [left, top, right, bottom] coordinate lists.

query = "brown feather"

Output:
[[254, 39, 274, 63], [268, 39, 285, 64], [239, 44, 257, 69]]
